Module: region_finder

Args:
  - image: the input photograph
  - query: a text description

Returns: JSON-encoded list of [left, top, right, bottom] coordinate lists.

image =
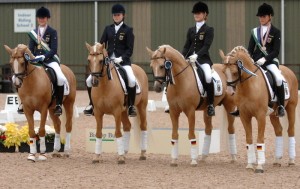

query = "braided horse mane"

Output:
[[227, 46, 254, 64]]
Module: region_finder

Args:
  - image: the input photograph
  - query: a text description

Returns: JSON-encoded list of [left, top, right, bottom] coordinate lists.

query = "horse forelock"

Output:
[[157, 44, 184, 59], [227, 46, 254, 63]]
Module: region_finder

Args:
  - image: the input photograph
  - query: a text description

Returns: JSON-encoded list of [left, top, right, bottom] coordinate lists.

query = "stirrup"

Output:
[[277, 105, 285, 117], [230, 109, 240, 117], [128, 106, 137, 117], [207, 104, 215, 116], [83, 105, 94, 116], [54, 105, 62, 116], [17, 107, 24, 114]]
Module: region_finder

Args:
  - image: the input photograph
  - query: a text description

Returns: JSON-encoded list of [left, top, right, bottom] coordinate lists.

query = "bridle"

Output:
[[150, 49, 191, 85], [224, 59, 259, 87], [12, 53, 37, 87], [89, 53, 113, 80]]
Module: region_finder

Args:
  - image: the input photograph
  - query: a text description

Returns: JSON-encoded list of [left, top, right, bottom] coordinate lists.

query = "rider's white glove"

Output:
[[35, 55, 45, 61], [188, 54, 198, 63], [114, 57, 123, 64], [257, 57, 266, 65]]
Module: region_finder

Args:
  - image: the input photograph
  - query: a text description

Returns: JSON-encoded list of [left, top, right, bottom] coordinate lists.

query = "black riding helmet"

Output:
[[36, 6, 50, 18], [256, 3, 274, 16], [192, 1, 209, 14], [111, 4, 125, 14]]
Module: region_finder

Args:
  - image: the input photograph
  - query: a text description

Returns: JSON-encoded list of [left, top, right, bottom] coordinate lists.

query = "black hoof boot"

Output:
[[207, 104, 215, 116], [128, 106, 137, 117], [83, 105, 94, 116], [230, 109, 240, 117], [54, 105, 62, 116], [277, 105, 285, 117]]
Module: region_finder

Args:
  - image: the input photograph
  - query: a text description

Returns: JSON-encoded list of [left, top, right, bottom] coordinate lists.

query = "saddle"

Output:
[[259, 66, 290, 102], [192, 65, 223, 97], [114, 63, 141, 95]]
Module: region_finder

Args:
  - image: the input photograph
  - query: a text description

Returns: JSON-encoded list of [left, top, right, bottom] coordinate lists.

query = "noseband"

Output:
[[12, 53, 37, 83], [89, 54, 113, 80]]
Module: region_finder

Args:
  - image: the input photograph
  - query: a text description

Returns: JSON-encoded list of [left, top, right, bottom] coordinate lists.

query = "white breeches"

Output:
[[199, 63, 212, 83], [47, 62, 67, 86], [86, 74, 92, 87], [123, 65, 136, 87], [266, 64, 283, 86], [85, 65, 136, 88]]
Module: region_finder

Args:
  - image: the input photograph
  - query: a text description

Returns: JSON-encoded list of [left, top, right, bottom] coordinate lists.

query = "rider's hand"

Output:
[[35, 55, 45, 61], [114, 57, 123, 64], [188, 54, 198, 63], [257, 57, 266, 66]]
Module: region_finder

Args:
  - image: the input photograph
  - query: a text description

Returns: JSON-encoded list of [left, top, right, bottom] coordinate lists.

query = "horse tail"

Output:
[[60, 106, 67, 142], [220, 105, 229, 152], [132, 108, 153, 151]]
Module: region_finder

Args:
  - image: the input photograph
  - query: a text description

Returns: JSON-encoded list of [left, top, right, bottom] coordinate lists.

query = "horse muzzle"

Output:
[[92, 76, 99, 87], [153, 81, 163, 93]]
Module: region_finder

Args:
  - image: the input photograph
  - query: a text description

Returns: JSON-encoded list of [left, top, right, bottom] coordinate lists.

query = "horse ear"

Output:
[[146, 47, 153, 57], [162, 47, 166, 54], [4, 45, 12, 55], [85, 42, 91, 50], [219, 49, 225, 60], [101, 43, 105, 49]]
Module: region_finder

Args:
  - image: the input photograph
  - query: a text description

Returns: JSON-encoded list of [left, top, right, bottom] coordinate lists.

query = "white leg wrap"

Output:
[[39, 136, 46, 153], [64, 133, 71, 152], [171, 139, 179, 159], [140, 131, 147, 151], [289, 137, 296, 159], [29, 138, 37, 154], [190, 139, 198, 160], [123, 131, 130, 152], [257, 143, 265, 165], [95, 138, 102, 155], [275, 136, 283, 159], [116, 137, 125, 156], [229, 134, 237, 155], [202, 135, 211, 155], [54, 133, 61, 151], [247, 144, 256, 164]]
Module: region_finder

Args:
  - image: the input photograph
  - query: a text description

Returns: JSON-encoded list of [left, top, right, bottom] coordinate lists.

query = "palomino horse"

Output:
[[4, 44, 76, 161], [220, 46, 298, 173], [85, 42, 149, 164], [147, 45, 237, 166]]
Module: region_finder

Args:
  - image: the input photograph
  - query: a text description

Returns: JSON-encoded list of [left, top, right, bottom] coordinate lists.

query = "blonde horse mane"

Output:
[[157, 44, 185, 59], [13, 44, 35, 59], [227, 46, 255, 64]]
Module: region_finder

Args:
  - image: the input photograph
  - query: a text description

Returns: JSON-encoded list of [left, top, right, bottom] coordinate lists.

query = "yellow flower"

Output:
[[3, 123, 21, 148], [19, 124, 29, 144]]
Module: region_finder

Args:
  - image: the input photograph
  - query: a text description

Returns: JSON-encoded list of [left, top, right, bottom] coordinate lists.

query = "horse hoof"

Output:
[[27, 154, 36, 162], [139, 156, 146, 160], [273, 163, 281, 167], [200, 155, 208, 162], [246, 164, 255, 171], [254, 169, 264, 173], [170, 163, 178, 167], [288, 159, 295, 166], [38, 154, 47, 161], [118, 160, 125, 164], [190, 159, 197, 167]]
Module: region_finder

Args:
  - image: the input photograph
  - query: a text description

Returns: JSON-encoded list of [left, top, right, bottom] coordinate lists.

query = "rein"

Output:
[[13, 57, 37, 81], [225, 60, 259, 87], [89, 53, 113, 80]]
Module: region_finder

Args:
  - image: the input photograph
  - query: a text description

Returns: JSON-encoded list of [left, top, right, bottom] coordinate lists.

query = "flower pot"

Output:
[[0, 143, 16, 153]]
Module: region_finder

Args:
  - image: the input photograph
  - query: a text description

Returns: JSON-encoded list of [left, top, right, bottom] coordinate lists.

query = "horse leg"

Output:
[[255, 115, 267, 173], [121, 111, 131, 154], [49, 110, 62, 157], [93, 112, 104, 163], [115, 113, 125, 164], [170, 109, 180, 167], [137, 104, 148, 160], [240, 114, 256, 171], [37, 108, 49, 161], [286, 104, 296, 165], [200, 112, 213, 162], [24, 109, 37, 162], [62, 101, 75, 157], [269, 115, 283, 167], [186, 110, 197, 166], [223, 103, 237, 162]]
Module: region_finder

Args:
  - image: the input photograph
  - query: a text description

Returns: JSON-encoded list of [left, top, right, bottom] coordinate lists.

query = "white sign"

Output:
[[14, 9, 36, 33]]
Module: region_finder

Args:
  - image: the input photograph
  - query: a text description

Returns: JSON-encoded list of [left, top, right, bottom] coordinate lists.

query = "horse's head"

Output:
[[4, 44, 35, 88], [86, 42, 108, 87], [219, 46, 257, 95]]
